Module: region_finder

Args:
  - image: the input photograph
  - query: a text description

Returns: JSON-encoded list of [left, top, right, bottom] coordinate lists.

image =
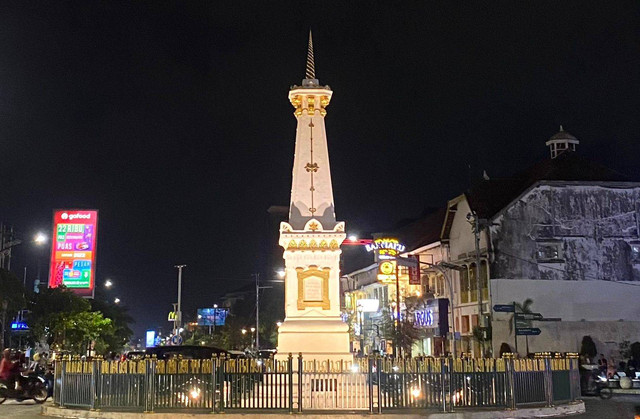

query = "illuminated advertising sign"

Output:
[[356, 299, 380, 313], [48, 210, 98, 298], [146, 330, 156, 348], [197, 308, 228, 326], [377, 260, 397, 283], [413, 298, 449, 336], [366, 238, 406, 261]]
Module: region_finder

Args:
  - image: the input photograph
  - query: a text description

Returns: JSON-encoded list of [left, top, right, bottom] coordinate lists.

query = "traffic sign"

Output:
[[516, 327, 541, 336], [515, 312, 543, 321], [170, 334, 183, 345], [537, 317, 561, 322], [493, 304, 515, 312]]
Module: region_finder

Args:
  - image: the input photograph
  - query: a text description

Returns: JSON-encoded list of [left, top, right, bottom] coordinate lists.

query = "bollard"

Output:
[[439, 358, 446, 412]]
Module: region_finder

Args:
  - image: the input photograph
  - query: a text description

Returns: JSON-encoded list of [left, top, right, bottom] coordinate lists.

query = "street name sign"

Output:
[[537, 317, 562, 322], [516, 327, 541, 336], [515, 312, 543, 321], [493, 304, 515, 312]]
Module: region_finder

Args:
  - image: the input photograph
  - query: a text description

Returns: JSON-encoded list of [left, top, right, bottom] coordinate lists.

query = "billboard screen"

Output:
[[48, 210, 98, 297], [197, 308, 228, 326]]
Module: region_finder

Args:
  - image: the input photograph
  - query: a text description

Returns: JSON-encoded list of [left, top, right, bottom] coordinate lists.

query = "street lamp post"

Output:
[[175, 265, 186, 332]]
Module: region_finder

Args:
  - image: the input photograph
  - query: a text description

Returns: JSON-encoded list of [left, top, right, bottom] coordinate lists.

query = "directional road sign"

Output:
[[516, 327, 541, 336], [515, 312, 543, 321], [493, 304, 515, 312], [537, 317, 562, 322]]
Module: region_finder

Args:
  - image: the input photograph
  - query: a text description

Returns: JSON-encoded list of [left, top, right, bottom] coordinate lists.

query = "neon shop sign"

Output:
[[414, 309, 434, 328], [366, 238, 406, 260]]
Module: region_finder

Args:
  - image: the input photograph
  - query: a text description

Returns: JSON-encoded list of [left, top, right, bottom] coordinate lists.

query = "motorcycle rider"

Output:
[[0, 349, 18, 391]]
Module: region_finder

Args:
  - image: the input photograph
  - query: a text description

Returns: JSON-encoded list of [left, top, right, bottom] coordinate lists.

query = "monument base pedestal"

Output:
[[275, 318, 353, 364]]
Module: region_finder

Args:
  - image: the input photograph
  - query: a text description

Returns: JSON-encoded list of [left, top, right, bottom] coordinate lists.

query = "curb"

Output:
[[42, 402, 585, 419]]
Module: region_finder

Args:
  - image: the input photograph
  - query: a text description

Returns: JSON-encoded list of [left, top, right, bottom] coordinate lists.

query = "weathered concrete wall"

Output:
[[491, 278, 640, 357], [492, 319, 640, 358], [490, 184, 640, 281], [490, 278, 640, 321]]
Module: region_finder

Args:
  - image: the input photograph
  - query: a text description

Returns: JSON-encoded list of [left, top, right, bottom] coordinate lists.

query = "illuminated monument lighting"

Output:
[[276, 32, 351, 362]]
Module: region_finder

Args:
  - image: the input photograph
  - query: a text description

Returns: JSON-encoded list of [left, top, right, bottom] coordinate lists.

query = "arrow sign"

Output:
[[516, 312, 543, 321], [516, 327, 541, 336], [537, 317, 562, 322], [493, 304, 515, 313]]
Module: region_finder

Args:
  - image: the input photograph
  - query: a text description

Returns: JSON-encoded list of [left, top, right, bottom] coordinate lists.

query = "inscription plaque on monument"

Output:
[[304, 276, 323, 301]]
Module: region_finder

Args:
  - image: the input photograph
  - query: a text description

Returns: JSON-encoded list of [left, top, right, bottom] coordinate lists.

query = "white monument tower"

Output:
[[276, 33, 351, 362]]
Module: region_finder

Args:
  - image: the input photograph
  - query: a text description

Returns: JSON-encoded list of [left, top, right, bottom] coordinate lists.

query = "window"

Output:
[[469, 263, 478, 302], [480, 260, 489, 300], [631, 244, 640, 264], [471, 315, 479, 329], [461, 316, 470, 334], [460, 266, 469, 303], [536, 242, 563, 262]]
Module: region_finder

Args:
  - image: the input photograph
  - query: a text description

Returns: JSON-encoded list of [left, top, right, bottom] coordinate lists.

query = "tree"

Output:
[[29, 286, 91, 350], [508, 298, 534, 355], [0, 269, 26, 349], [90, 299, 134, 354], [580, 336, 597, 360], [62, 310, 113, 354]]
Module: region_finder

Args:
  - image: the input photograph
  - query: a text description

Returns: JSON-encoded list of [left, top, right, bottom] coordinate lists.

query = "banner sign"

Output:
[[197, 308, 228, 326], [408, 255, 421, 285], [48, 210, 98, 297]]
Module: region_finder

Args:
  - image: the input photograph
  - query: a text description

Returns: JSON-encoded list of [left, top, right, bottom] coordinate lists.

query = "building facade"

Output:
[[343, 128, 640, 358]]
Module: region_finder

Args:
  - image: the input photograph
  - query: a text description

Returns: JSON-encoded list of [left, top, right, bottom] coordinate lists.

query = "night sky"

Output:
[[2, 2, 640, 339]]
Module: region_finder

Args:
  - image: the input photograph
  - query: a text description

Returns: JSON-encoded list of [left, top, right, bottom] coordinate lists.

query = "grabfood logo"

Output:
[[61, 212, 91, 221]]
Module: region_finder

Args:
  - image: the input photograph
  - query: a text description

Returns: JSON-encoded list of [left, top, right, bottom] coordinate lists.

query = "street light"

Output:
[[276, 269, 285, 279], [105, 279, 113, 289], [348, 234, 358, 242], [34, 233, 47, 244], [114, 297, 121, 304], [276, 321, 282, 327]]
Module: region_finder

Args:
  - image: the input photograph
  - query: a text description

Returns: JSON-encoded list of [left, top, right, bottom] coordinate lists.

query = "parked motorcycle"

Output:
[[582, 371, 613, 400], [0, 372, 49, 404]]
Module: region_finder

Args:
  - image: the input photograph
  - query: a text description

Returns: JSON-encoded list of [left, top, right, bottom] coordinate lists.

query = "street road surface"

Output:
[[0, 399, 43, 418], [1, 396, 639, 418], [575, 395, 640, 418]]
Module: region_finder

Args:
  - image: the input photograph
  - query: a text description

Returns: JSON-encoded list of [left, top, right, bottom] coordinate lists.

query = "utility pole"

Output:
[[469, 212, 485, 357], [174, 265, 186, 332], [254, 273, 260, 350]]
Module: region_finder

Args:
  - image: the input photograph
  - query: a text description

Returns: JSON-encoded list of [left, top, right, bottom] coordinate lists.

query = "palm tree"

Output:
[[508, 298, 534, 355]]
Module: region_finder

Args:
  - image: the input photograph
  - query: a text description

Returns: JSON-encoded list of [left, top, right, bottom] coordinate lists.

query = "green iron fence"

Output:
[[53, 352, 580, 413]]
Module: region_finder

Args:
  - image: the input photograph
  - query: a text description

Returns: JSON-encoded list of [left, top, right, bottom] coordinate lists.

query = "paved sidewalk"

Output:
[[43, 402, 585, 418]]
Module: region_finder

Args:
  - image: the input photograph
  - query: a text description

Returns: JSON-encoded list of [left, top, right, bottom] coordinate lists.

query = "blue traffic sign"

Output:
[[170, 334, 183, 345], [516, 327, 541, 336], [493, 304, 515, 313]]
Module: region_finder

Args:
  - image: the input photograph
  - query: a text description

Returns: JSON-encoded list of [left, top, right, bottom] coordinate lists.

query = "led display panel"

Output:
[[48, 210, 98, 297]]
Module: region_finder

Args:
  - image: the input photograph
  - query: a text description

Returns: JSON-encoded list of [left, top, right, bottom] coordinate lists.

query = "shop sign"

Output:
[[377, 260, 397, 283], [168, 311, 177, 322], [408, 256, 421, 285], [356, 299, 379, 313], [413, 298, 449, 337], [366, 238, 406, 261]]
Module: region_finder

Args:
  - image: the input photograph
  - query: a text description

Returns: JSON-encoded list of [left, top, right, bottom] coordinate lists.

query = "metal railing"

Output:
[[53, 352, 580, 413]]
